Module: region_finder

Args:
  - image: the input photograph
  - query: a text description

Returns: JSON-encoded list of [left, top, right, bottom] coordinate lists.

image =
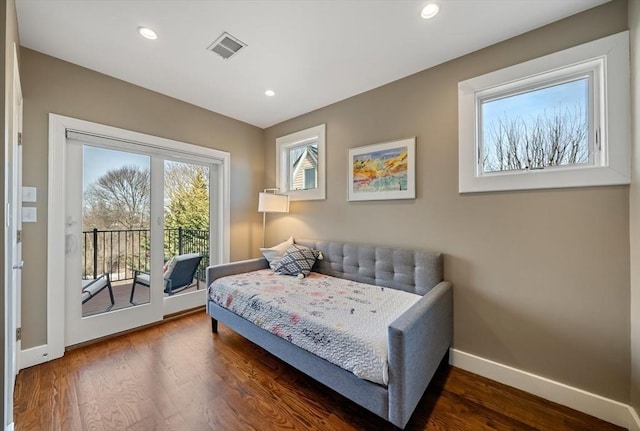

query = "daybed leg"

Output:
[[211, 318, 218, 333]]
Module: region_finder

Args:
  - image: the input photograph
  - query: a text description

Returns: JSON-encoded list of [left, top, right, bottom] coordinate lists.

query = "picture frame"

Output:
[[348, 137, 415, 201]]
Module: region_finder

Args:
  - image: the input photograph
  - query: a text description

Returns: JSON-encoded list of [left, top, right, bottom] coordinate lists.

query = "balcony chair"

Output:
[[81, 273, 114, 312], [129, 253, 203, 305]]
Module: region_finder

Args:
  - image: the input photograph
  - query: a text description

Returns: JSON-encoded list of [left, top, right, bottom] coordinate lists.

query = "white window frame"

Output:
[[276, 124, 326, 201], [458, 31, 630, 193]]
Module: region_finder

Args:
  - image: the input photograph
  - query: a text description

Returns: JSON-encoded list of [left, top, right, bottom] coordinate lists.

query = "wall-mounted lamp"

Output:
[[258, 188, 289, 247]]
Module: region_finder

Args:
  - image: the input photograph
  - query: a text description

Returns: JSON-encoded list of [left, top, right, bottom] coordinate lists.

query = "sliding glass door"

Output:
[[161, 159, 216, 315], [64, 133, 222, 346]]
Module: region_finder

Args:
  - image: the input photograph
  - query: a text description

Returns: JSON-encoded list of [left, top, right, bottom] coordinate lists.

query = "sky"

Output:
[[482, 77, 588, 131], [83, 146, 150, 192]]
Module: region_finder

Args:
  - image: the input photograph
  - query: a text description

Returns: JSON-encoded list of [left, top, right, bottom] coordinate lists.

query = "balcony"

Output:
[[81, 227, 209, 316]]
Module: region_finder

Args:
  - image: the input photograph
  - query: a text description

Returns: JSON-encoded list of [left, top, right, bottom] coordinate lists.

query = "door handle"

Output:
[[12, 261, 24, 270], [65, 234, 77, 254]]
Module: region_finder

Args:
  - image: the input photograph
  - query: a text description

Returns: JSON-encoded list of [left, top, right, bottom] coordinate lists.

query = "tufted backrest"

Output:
[[295, 239, 443, 296]]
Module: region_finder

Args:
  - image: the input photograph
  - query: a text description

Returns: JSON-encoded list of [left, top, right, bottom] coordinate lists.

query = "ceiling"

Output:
[[15, 0, 610, 129]]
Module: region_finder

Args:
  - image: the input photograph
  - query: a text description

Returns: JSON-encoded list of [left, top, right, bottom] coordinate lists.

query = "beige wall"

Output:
[[264, 0, 631, 401], [630, 0, 640, 414], [19, 48, 264, 348]]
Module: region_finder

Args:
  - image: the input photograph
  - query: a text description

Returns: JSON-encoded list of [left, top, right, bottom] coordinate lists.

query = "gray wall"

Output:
[[19, 49, 265, 348], [263, 0, 631, 402], [630, 0, 640, 415]]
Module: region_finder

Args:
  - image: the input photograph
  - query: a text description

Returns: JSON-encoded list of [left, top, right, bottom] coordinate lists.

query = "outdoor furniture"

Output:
[[129, 253, 203, 304], [81, 273, 114, 311]]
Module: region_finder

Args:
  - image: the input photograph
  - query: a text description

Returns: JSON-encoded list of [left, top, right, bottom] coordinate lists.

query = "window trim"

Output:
[[458, 31, 630, 193], [276, 124, 326, 201]]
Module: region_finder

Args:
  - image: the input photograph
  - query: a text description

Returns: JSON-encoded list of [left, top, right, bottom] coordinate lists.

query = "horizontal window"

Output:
[[481, 76, 590, 173], [458, 31, 630, 193]]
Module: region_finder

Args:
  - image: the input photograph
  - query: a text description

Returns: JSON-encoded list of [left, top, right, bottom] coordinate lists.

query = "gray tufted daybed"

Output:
[[205, 239, 453, 429]]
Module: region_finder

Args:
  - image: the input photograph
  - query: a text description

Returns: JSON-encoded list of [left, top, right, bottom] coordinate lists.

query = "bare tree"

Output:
[[483, 104, 588, 173], [83, 165, 150, 230]]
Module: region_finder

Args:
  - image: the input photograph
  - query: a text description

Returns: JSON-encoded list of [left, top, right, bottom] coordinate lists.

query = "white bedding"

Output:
[[208, 269, 420, 385]]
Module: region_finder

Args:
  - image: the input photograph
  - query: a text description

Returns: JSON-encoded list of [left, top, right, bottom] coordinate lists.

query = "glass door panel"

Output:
[[162, 160, 210, 297], [81, 146, 152, 316], [66, 140, 163, 346]]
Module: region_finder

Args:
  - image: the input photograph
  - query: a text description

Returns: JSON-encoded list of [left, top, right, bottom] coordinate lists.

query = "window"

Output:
[[458, 31, 630, 193], [481, 77, 590, 173], [304, 167, 316, 189], [276, 124, 326, 200]]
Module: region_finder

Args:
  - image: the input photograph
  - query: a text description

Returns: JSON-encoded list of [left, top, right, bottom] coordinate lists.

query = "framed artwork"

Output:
[[348, 137, 415, 201]]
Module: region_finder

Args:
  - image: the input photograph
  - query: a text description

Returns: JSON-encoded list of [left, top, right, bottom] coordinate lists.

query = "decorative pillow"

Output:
[[260, 236, 294, 269], [274, 244, 323, 278], [163, 257, 176, 277]]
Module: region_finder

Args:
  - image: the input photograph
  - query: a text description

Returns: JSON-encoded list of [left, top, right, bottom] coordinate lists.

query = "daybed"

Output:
[[205, 239, 453, 429]]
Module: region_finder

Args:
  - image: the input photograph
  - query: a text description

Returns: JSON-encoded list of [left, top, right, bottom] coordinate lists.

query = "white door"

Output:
[[65, 142, 164, 345], [161, 158, 215, 316], [4, 44, 22, 430]]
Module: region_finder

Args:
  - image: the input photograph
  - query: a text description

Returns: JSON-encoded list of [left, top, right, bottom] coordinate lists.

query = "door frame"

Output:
[[4, 43, 22, 431], [47, 114, 230, 359]]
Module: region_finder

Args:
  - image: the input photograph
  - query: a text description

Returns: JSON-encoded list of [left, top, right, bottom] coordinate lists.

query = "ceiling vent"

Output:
[[207, 32, 246, 60]]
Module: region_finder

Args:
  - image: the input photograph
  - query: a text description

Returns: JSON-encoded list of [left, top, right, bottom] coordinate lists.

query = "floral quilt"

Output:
[[208, 269, 421, 385]]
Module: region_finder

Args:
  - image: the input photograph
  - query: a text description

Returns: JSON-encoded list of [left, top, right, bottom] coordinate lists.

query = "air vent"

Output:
[[207, 32, 246, 60]]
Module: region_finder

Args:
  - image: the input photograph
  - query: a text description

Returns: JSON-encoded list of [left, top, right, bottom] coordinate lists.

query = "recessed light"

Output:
[[265, 90, 276, 97], [421, 3, 440, 19], [138, 26, 158, 40]]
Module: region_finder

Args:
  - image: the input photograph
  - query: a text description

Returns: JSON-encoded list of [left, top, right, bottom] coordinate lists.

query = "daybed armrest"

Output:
[[205, 258, 270, 288], [387, 281, 453, 429], [206, 258, 270, 333]]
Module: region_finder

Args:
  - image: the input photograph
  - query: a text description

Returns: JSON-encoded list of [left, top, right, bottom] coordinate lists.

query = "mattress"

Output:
[[208, 269, 420, 385]]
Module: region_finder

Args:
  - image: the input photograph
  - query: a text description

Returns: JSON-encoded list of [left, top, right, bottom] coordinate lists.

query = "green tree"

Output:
[[165, 168, 209, 230], [164, 164, 210, 263]]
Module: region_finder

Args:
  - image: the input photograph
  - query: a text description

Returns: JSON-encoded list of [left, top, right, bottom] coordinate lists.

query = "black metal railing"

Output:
[[83, 227, 209, 282]]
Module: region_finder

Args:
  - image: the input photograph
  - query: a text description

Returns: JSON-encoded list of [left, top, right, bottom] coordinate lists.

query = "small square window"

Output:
[[288, 143, 318, 190], [276, 124, 325, 201]]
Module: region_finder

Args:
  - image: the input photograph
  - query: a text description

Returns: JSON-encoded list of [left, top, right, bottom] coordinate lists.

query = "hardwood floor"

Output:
[[14, 312, 625, 431]]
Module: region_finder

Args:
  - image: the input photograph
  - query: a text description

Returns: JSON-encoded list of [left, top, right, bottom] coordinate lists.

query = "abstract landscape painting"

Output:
[[348, 138, 415, 201]]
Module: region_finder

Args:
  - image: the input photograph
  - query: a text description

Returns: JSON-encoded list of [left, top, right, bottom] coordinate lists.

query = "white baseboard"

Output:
[[449, 348, 630, 428], [630, 406, 640, 431], [20, 344, 51, 370]]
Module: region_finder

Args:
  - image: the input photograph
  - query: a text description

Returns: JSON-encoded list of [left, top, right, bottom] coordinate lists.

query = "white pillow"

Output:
[[260, 236, 294, 269]]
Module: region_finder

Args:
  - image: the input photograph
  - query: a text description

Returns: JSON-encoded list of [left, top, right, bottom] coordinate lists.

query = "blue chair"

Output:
[[129, 253, 202, 304], [82, 273, 114, 311]]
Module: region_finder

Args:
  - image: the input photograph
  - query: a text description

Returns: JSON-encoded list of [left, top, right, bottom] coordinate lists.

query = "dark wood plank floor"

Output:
[[14, 312, 625, 431]]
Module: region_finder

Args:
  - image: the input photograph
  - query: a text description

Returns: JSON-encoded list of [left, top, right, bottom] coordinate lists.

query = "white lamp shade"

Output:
[[258, 192, 289, 213]]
